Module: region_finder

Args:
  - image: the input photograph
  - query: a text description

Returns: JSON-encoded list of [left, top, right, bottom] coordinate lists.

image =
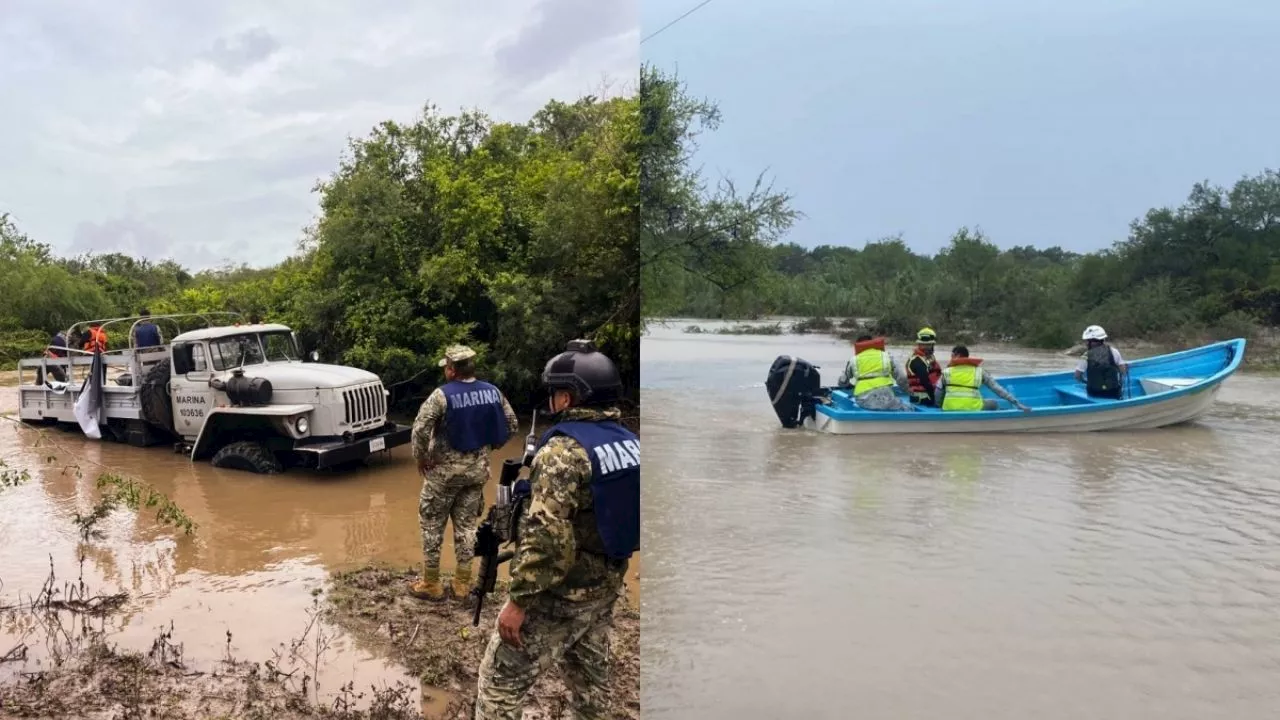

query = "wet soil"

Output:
[[0, 622, 420, 720], [322, 565, 640, 720]]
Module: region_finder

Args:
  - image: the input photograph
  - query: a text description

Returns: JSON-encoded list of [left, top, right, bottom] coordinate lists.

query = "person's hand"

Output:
[[497, 600, 526, 649], [1017, 403, 1032, 413], [417, 458, 434, 475]]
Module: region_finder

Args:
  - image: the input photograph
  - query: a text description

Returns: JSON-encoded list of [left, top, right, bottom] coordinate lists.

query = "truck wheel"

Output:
[[140, 358, 174, 433], [211, 441, 283, 474]]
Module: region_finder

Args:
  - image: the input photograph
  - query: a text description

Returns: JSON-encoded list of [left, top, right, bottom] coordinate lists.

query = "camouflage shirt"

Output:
[[507, 406, 631, 608], [410, 380, 518, 476]]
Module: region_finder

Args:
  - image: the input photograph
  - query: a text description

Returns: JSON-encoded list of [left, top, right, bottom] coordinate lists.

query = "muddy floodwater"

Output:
[[0, 381, 638, 711], [641, 319, 1280, 720]]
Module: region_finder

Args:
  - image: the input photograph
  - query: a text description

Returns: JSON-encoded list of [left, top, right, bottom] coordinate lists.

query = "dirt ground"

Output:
[[322, 565, 640, 720]]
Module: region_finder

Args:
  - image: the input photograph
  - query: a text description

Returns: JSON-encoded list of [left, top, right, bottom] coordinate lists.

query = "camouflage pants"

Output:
[[419, 471, 485, 572], [855, 386, 916, 411], [473, 594, 617, 720]]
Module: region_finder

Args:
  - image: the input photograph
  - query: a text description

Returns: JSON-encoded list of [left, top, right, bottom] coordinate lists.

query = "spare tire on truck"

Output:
[[766, 355, 822, 428], [139, 358, 175, 435]]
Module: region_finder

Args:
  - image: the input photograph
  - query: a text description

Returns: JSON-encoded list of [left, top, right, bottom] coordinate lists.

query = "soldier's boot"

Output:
[[409, 566, 445, 601], [450, 564, 473, 600]]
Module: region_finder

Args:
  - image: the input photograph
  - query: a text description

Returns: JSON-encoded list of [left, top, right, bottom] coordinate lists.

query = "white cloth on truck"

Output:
[[73, 349, 104, 439]]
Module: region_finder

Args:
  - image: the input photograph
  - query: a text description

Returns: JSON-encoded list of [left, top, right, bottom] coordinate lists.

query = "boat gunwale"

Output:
[[813, 338, 1247, 424]]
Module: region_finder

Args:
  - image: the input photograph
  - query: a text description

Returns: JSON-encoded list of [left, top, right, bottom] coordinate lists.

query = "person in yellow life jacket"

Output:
[[836, 334, 915, 411], [906, 327, 942, 406], [937, 345, 1031, 412]]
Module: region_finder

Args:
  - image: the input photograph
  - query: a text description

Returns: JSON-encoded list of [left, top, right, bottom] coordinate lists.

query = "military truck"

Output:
[[16, 313, 411, 474]]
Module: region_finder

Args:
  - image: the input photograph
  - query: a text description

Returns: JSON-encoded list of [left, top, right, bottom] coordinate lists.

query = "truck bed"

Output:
[[16, 347, 167, 424]]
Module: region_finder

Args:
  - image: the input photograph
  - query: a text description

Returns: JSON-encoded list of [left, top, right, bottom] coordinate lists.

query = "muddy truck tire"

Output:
[[211, 441, 284, 474], [139, 358, 175, 433]]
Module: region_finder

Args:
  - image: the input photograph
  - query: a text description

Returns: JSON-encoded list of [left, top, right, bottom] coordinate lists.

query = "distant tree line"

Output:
[[637, 68, 1280, 349]]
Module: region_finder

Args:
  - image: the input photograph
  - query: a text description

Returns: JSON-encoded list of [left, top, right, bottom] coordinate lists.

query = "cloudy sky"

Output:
[[0, 0, 637, 270], [642, 0, 1280, 254]]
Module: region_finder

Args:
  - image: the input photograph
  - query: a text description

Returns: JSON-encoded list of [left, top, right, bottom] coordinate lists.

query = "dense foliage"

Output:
[[1, 91, 639, 411], [637, 72, 1280, 348]]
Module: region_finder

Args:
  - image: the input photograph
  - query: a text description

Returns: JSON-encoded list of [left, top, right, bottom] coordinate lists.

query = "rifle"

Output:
[[471, 411, 538, 625]]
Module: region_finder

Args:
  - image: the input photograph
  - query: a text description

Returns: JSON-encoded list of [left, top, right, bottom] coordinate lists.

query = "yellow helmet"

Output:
[[916, 327, 937, 343]]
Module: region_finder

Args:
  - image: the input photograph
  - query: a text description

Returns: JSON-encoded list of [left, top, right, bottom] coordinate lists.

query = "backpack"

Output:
[[1085, 343, 1120, 395]]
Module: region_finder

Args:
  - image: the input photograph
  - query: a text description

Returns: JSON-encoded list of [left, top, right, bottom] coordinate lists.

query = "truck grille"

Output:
[[342, 382, 386, 428]]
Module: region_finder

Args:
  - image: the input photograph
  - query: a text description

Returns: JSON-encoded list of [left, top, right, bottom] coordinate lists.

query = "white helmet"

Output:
[[1082, 325, 1107, 341]]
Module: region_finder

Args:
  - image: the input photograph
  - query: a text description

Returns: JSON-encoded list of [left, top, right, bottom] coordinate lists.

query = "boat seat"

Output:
[[1139, 377, 1202, 395], [1054, 384, 1106, 405]]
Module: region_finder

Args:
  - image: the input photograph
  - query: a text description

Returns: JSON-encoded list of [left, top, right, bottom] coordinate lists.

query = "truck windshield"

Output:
[[209, 332, 299, 370], [209, 334, 264, 370], [262, 331, 300, 362]]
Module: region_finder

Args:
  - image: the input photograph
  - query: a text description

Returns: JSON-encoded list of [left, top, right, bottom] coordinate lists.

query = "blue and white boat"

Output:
[[766, 338, 1246, 434]]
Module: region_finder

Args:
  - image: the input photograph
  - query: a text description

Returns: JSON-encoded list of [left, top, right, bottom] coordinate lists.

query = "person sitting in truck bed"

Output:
[[131, 309, 163, 348]]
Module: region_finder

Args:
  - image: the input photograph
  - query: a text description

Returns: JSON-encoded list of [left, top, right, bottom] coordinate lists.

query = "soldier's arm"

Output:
[[500, 392, 518, 436], [507, 436, 589, 608], [411, 389, 446, 462]]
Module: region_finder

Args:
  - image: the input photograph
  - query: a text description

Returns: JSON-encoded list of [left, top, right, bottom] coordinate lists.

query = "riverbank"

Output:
[[657, 316, 1280, 372], [323, 566, 640, 719]]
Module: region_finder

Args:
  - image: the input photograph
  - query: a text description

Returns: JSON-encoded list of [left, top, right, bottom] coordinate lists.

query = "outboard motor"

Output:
[[766, 355, 821, 428]]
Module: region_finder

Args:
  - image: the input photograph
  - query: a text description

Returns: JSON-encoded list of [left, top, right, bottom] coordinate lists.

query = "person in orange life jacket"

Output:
[[1074, 325, 1127, 399], [83, 325, 108, 353], [83, 324, 109, 383], [836, 334, 915, 411], [906, 327, 942, 406], [131, 309, 163, 348], [410, 345, 518, 601], [936, 345, 1031, 412]]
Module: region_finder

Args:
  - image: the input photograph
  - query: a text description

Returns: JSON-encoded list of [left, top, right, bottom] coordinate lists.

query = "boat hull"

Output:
[[794, 338, 1245, 435]]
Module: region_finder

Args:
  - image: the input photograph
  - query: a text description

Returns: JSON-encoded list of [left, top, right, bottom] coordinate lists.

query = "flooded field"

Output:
[[641, 319, 1280, 719], [0, 380, 639, 716]]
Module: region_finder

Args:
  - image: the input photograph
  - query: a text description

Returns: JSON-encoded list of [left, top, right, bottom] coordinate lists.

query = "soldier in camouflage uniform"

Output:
[[410, 344, 518, 601], [474, 339, 640, 720]]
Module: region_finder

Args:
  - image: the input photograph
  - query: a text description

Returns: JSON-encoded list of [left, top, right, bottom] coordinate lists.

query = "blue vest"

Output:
[[134, 322, 162, 347], [538, 420, 640, 560], [440, 380, 510, 452]]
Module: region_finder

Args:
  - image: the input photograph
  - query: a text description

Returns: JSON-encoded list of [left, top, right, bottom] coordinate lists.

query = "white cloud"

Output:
[[0, 0, 638, 270]]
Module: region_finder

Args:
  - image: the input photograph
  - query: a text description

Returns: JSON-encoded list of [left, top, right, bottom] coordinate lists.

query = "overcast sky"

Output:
[[0, 0, 636, 270], [641, 0, 1280, 255]]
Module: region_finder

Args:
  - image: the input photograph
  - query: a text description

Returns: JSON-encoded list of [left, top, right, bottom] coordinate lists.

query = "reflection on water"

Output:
[[641, 321, 1280, 719], [0, 388, 638, 702]]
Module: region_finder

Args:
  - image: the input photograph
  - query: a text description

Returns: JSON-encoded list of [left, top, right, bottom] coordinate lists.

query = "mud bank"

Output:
[[323, 565, 640, 720], [0, 625, 419, 720]]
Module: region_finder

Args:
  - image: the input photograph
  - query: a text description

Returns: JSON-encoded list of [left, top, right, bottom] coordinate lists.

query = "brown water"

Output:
[[641, 320, 1280, 719], [0, 384, 639, 709]]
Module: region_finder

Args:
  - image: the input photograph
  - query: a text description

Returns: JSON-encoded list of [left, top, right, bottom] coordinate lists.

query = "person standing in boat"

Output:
[[906, 327, 942, 407], [836, 335, 916, 411], [936, 345, 1031, 412], [1074, 325, 1127, 399]]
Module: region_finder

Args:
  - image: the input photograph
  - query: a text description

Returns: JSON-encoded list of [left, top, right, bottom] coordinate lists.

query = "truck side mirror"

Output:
[[172, 343, 194, 375]]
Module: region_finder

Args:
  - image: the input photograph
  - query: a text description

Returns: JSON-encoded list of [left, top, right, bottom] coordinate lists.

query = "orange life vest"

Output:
[[852, 337, 887, 354], [948, 356, 983, 368], [907, 348, 942, 396], [83, 326, 108, 353]]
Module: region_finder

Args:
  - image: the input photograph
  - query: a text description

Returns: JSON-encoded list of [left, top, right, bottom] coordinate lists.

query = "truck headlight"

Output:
[[295, 416, 309, 434]]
